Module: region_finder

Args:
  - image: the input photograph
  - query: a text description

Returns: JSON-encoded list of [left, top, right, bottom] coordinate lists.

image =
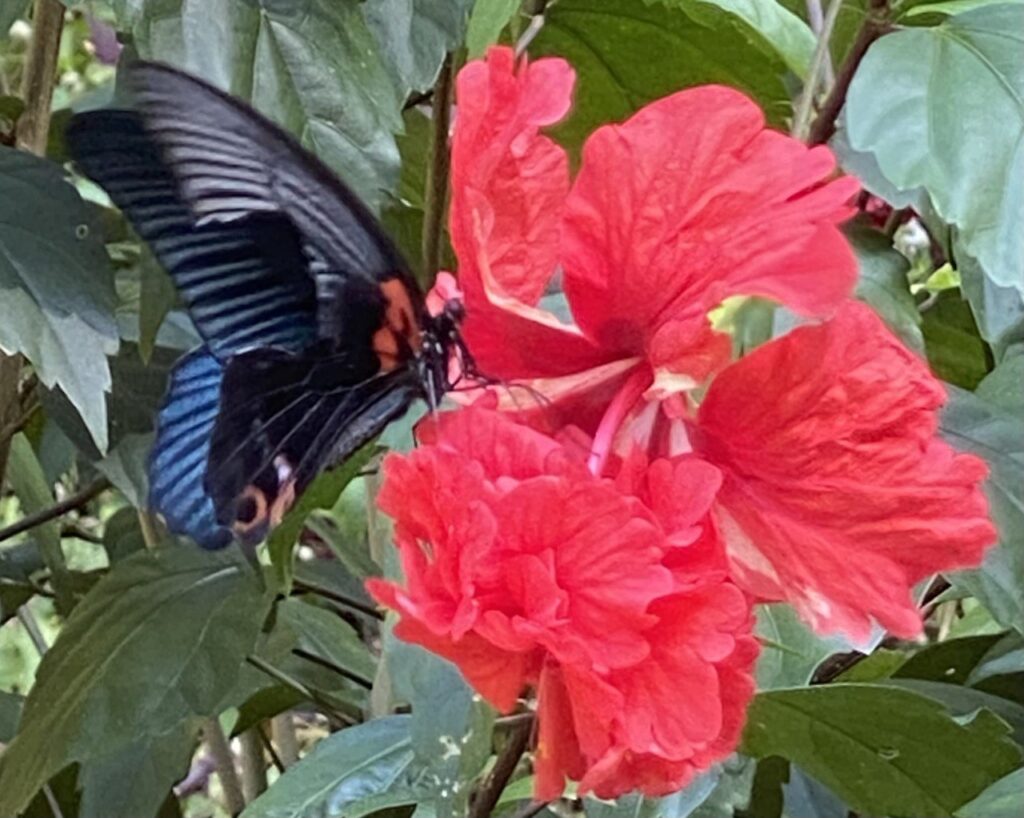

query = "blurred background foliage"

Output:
[[0, 1, 1022, 817]]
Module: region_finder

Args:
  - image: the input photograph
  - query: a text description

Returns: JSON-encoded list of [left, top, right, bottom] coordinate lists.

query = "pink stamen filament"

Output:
[[587, 366, 653, 477]]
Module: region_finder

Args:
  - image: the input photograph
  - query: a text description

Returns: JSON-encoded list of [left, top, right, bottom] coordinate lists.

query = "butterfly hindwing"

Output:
[[149, 347, 233, 549], [208, 347, 421, 544]]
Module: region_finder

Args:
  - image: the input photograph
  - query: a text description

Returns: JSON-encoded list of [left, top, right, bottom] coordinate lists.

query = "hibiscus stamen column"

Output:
[[587, 367, 652, 477]]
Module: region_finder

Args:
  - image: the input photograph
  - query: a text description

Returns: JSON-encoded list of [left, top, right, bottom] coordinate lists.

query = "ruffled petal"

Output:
[[562, 85, 858, 363], [696, 302, 996, 641], [450, 46, 609, 378]]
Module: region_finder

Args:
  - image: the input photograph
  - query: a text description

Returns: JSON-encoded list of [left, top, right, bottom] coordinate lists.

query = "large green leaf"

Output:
[[528, 0, 794, 156], [0, 147, 119, 452], [240, 716, 434, 818], [741, 684, 1022, 817], [941, 385, 1024, 636], [114, 0, 403, 212], [77, 724, 198, 818], [363, 0, 473, 96], [921, 291, 993, 390], [0, 547, 271, 815], [845, 5, 1024, 296]]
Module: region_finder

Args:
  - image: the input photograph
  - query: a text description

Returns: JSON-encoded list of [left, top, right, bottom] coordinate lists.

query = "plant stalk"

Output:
[[202, 717, 246, 817], [421, 53, 454, 280], [791, 0, 843, 141], [468, 719, 533, 818], [807, 0, 893, 145]]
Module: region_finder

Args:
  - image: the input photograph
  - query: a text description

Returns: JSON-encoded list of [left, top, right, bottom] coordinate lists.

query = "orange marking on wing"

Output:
[[372, 326, 402, 371], [233, 485, 268, 535], [380, 278, 421, 348]]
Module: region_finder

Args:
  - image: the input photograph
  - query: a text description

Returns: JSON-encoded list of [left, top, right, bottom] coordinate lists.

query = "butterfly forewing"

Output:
[[67, 60, 441, 548]]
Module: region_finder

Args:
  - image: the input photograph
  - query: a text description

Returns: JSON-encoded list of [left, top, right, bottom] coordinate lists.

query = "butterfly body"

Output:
[[67, 61, 467, 548]]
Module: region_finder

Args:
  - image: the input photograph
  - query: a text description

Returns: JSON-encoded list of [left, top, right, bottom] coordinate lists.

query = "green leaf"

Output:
[[385, 633, 495, 817], [117, 0, 403, 212], [0, 547, 271, 815], [921, 291, 993, 389], [956, 768, 1024, 818], [529, 0, 794, 156], [102, 506, 149, 563], [0, 690, 21, 743], [894, 634, 1004, 686], [941, 386, 1024, 636], [976, 345, 1024, 412], [848, 223, 924, 354], [903, 0, 1023, 18], [5, 435, 73, 610], [363, 0, 473, 96], [880, 678, 1024, 747], [0, 147, 119, 452], [278, 597, 376, 686], [267, 443, 378, 593], [685, 0, 815, 76], [466, 0, 520, 57], [782, 767, 847, 818], [844, 5, 1024, 296], [137, 251, 177, 364], [240, 716, 430, 818], [755, 603, 844, 690], [77, 724, 198, 818], [741, 684, 1022, 817], [960, 257, 1024, 357]]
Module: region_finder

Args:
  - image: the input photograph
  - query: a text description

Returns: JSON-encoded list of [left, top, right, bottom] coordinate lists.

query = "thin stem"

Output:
[[270, 714, 299, 768], [468, 719, 533, 818], [807, 0, 892, 146], [0, 355, 22, 489], [238, 728, 267, 803], [292, 578, 383, 620], [421, 53, 454, 280], [16, 0, 64, 155], [0, 478, 111, 544], [202, 717, 246, 817], [792, 0, 843, 141], [258, 723, 287, 774], [804, 0, 835, 86], [245, 655, 353, 722], [137, 509, 162, 550], [291, 647, 374, 690]]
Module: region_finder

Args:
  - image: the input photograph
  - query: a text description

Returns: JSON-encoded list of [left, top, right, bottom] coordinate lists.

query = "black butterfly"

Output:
[[66, 61, 472, 549]]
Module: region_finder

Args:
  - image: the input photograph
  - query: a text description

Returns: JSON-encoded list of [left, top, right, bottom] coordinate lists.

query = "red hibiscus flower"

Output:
[[440, 47, 995, 644], [367, 407, 757, 799]]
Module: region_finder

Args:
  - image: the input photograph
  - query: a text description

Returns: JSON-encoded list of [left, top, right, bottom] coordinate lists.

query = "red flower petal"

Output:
[[483, 478, 673, 669], [561, 86, 858, 359], [368, 579, 536, 713], [696, 302, 996, 641], [450, 47, 609, 378]]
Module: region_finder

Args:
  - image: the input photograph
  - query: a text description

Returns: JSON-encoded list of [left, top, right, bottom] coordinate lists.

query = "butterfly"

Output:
[[66, 61, 473, 549]]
